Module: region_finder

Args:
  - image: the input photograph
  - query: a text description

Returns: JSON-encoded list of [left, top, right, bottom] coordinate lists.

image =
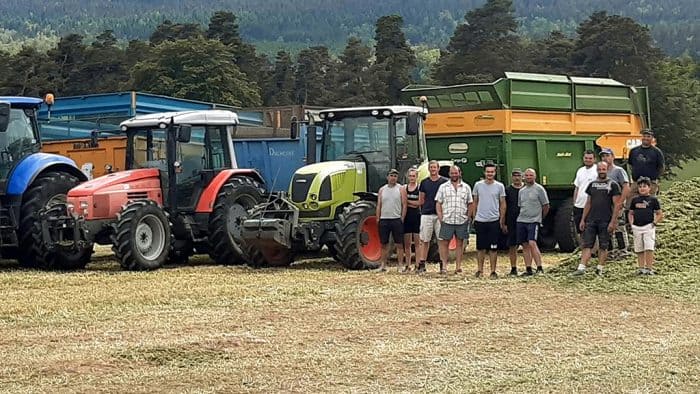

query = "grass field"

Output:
[[1, 246, 698, 393]]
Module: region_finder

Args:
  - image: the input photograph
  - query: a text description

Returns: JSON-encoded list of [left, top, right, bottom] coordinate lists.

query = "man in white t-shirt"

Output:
[[572, 150, 598, 235]]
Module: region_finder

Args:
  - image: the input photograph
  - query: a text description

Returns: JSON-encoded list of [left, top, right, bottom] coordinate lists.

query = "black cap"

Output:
[[641, 129, 654, 136], [511, 168, 523, 175], [388, 168, 399, 175]]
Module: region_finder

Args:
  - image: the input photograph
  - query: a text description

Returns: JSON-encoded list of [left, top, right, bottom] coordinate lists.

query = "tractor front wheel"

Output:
[[22, 171, 93, 269], [112, 200, 171, 271], [335, 200, 382, 270], [208, 176, 264, 265]]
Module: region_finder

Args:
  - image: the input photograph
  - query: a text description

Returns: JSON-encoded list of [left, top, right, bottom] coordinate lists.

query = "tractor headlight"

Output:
[[309, 202, 319, 209], [310, 193, 317, 201], [79, 201, 89, 209]]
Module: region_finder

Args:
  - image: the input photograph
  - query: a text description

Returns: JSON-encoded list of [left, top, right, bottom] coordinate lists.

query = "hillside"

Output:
[[0, 0, 697, 57]]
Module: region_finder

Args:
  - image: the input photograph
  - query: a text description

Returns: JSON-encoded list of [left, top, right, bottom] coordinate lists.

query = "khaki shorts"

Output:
[[419, 214, 441, 243], [632, 223, 656, 252]]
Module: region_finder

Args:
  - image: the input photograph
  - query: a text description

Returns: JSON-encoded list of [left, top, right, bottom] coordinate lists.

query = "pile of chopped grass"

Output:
[[548, 177, 700, 301]]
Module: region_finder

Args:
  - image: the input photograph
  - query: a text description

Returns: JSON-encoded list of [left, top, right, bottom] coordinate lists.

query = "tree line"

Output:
[[0, 0, 697, 57], [0, 1, 697, 169]]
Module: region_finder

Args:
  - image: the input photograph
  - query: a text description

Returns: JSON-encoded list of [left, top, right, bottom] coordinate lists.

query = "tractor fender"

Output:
[[352, 191, 378, 202], [195, 169, 266, 213], [6, 153, 87, 196]]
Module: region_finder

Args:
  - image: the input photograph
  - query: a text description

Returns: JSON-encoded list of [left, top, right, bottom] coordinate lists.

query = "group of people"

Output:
[[377, 160, 550, 278], [375, 129, 665, 277], [572, 129, 664, 276]]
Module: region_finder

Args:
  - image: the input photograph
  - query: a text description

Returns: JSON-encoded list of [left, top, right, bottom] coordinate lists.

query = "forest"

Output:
[[0, 0, 698, 170], [0, 0, 697, 57]]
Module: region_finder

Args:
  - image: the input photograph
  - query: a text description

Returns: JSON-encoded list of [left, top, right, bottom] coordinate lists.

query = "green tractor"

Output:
[[241, 105, 446, 269]]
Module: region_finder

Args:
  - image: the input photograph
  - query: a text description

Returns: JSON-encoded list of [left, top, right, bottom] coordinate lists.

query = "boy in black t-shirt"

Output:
[[627, 177, 663, 275]]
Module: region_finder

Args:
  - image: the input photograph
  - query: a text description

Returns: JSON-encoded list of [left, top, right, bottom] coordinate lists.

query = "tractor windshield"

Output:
[[0, 108, 39, 165], [322, 116, 395, 161], [128, 129, 168, 170]]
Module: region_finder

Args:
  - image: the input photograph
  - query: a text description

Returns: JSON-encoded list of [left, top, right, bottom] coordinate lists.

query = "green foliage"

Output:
[[334, 37, 376, 107], [130, 37, 261, 106], [293, 46, 336, 106], [433, 0, 528, 83], [263, 51, 295, 106], [372, 15, 416, 104]]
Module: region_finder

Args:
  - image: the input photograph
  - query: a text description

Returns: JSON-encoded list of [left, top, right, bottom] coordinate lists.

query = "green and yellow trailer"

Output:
[[402, 72, 649, 251]]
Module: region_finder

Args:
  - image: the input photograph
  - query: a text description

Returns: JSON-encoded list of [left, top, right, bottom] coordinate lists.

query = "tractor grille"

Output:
[[299, 206, 331, 219], [127, 191, 149, 200], [291, 173, 316, 203]]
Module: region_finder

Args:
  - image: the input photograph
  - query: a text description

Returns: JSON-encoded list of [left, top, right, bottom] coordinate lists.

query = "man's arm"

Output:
[[542, 204, 550, 219], [627, 209, 634, 226], [580, 197, 590, 232], [418, 191, 425, 208], [609, 195, 622, 232], [499, 196, 507, 231], [573, 186, 579, 204], [376, 188, 383, 218], [657, 148, 665, 178], [435, 187, 444, 222]]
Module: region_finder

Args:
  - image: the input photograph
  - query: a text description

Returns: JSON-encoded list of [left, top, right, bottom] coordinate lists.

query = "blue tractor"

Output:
[[0, 96, 91, 268]]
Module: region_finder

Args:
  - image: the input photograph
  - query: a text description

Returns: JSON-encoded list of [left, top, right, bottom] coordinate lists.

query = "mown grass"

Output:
[[0, 247, 698, 393]]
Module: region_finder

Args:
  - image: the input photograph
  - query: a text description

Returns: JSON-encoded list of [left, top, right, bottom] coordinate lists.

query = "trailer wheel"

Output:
[[208, 176, 264, 265], [21, 171, 93, 269], [112, 200, 171, 271], [554, 198, 579, 252], [335, 200, 382, 270]]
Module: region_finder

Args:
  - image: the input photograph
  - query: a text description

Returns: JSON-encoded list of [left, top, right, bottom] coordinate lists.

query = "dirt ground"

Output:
[[0, 249, 698, 393]]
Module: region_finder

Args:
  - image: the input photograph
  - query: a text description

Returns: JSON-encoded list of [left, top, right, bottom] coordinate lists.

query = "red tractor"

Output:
[[39, 110, 266, 270]]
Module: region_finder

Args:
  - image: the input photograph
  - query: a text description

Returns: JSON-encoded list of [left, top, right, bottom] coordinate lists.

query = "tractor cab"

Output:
[[0, 98, 44, 184], [120, 110, 237, 213], [316, 106, 427, 191]]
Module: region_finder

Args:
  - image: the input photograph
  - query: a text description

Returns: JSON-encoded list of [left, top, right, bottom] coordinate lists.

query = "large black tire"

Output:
[[554, 198, 579, 253], [208, 176, 264, 265], [112, 200, 171, 271], [21, 171, 93, 269], [335, 200, 382, 270], [325, 242, 340, 262], [538, 212, 558, 251]]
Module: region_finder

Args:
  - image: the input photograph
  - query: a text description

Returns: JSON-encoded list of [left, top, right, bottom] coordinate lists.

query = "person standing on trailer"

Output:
[[471, 163, 506, 279], [402, 168, 421, 272], [376, 168, 408, 272], [417, 160, 448, 273], [628, 129, 664, 200]]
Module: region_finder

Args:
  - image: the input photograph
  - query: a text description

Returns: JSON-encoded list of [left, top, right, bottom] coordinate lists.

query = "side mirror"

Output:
[[306, 125, 318, 164], [0, 103, 9, 133], [177, 125, 192, 142], [406, 112, 420, 135], [290, 116, 299, 139]]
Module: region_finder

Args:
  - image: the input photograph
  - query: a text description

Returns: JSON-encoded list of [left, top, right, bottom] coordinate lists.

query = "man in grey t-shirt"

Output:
[[516, 168, 550, 276], [471, 163, 506, 278]]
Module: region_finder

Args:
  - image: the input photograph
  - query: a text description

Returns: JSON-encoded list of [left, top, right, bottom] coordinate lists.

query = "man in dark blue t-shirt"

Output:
[[417, 160, 447, 272], [628, 129, 664, 201]]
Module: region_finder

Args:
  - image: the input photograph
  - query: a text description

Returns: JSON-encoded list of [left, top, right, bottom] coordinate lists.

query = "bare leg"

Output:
[[438, 239, 449, 272], [395, 243, 404, 271], [420, 241, 431, 262], [581, 248, 592, 267], [379, 244, 390, 270], [413, 234, 421, 269], [489, 250, 498, 274], [477, 250, 485, 273], [455, 239, 464, 272], [598, 249, 609, 266], [509, 246, 517, 268], [522, 243, 533, 268], [403, 233, 412, 269], [637, 253, 644, 269], [529, 240, 543, 268], [646, 250, 655, 270]]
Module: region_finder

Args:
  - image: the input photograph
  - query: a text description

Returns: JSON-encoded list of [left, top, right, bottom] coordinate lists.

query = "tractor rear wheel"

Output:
[[554, 198, 579, 253], [112, 200, 171, 271], [208, 176, 264, 265], [335, 200, 382, 270], [21, 171, 93, 269]]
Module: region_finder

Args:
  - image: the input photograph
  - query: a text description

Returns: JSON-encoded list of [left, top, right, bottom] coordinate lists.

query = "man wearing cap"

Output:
[[628, 129, 664, 198], [504, 168, 524, 276], [376, 168, 408, 271]]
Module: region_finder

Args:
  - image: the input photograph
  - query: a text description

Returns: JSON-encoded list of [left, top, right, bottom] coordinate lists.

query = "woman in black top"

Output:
[[403, 168, 421, 271]]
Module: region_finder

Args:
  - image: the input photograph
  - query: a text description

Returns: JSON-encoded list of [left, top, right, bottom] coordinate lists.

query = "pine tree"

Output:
[[372, 15, 416, 104], [334, 37, 375, 107], [293, 46, 336, 106], [263, 50, 295, 106]]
